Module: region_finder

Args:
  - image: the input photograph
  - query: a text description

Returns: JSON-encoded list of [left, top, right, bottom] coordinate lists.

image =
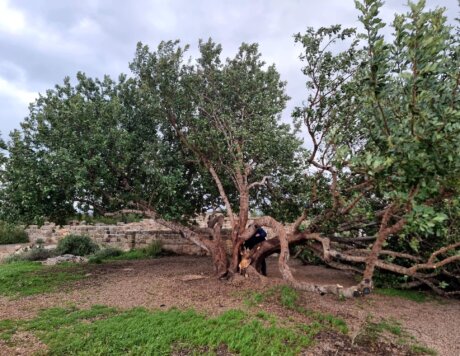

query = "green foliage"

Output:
[[110, 249, 150, 260], [293, 245, 323, 265], [0, 262, 85, 297], [0, 221, 28, 245], [56, 235, 99, 256], [7, 305, 314, 355], [87, 247, 124, 263], [131, 39, 308, 223], [0, 133, 6, 182], [66, 213, 143, 225], [144, 240, 163, 257], [89, 242, 163, 263], [292, 0, 460, 288], [375, 288, 428, 303], [0, 73, 207, 225]]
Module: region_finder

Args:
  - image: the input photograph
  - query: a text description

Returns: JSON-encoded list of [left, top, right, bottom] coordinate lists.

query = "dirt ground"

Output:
[[0, 255, 459, 356]]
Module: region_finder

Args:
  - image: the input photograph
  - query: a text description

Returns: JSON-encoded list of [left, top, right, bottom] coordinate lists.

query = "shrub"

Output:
[[145, 240, 163, 257], [88, 242, 162, 263], [56, 235, 99, 256], [88, 247, 123, 263], [5, 246, 55, 263], [0, 221, 29, 245]]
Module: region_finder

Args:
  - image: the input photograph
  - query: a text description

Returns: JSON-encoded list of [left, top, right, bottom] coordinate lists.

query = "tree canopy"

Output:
[[288, 0, 460, 294], [0, 73, 213, 224]]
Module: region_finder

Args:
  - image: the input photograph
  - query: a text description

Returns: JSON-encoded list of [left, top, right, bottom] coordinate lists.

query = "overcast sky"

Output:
[[0, 0, 457, 141]]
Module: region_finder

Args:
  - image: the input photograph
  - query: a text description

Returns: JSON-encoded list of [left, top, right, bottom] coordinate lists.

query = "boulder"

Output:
[[41, 254, 88, 266]]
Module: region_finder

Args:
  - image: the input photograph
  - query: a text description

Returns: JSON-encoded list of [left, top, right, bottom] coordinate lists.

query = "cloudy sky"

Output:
[[0, 0, 457, 141]]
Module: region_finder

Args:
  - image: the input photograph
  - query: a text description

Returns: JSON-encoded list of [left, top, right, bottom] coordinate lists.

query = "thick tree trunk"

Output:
[[207, 215, 229, 278], [249, 216, 360, 298], [229, 187, 251, 273]]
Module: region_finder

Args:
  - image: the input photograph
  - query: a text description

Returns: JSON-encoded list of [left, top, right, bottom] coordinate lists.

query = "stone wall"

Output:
[[25, 219, 210, 256], [0, 243, 30, 261], [21, 216, 278, 257]]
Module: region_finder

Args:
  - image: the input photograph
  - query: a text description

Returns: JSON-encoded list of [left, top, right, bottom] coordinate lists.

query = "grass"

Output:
[[89, 241, 163, 263], [0, 319, 21, 342], [355, 315, 437, 355], [356, 316, 403, 344], [0, 261, 85, 297], [1, 305, 317, 355], [410, 344, 438, 355], [375, 288, 428, 303], [244, 285, 349, 334]]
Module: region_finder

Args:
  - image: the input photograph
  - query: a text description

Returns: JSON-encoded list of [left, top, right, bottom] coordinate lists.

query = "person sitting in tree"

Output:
[[243, 224, 267, 275]]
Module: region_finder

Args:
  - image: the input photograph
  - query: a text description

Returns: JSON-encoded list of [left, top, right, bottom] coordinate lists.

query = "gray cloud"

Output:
[[0, 0, 457, 140]]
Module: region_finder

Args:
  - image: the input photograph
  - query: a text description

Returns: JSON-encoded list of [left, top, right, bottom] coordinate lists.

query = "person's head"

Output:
[[254, 224, 260, 229]]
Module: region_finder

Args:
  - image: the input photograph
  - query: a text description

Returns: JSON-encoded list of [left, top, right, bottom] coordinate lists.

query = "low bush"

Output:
[[56, 235, 99, 256], [145, 240, 163, 257], [88, 247, 124, 263], [5, 246, 55, 263], [88, 241, 163, 263], [0, 221, 29, 245]]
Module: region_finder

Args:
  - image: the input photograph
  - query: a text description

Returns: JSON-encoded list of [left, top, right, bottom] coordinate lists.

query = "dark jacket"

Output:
[[244, 227, 267, 250]]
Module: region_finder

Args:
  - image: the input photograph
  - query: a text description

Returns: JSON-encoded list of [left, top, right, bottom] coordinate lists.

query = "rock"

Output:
[[41, 254, 88, 266], [180, 274, 207, 282]]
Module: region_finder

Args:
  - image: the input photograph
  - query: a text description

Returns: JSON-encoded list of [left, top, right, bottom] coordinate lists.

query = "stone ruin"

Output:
[[25, 219, 211, 256], [0, 216, 277, 261]]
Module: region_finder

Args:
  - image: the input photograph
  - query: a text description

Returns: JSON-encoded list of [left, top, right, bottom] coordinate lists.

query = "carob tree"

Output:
[[130, 0, 460, 297], [247, 0, 460, 296], [130, 38, 308, 278]]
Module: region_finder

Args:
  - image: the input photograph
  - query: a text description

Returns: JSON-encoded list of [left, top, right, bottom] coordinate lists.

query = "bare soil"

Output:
[[0, 255, 459, 356]]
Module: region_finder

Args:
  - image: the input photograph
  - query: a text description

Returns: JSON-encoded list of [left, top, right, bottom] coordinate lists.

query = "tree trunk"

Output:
[[207, 215, 229, 278], [359, 206, 406, 292], [229, 187, 251, 273]]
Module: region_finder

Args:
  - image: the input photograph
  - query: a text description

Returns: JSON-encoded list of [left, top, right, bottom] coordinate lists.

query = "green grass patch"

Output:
[[357, 317, 403, 344], [355, 316, 437, 355], [410, 344, 437, 355], [0, 319, 23, 342], [6, 305, 316, 355], [375, 288, 428, 303], [244, 285, 348, 334], [0, 261, 85, 297], [89, 242, 163, 263]]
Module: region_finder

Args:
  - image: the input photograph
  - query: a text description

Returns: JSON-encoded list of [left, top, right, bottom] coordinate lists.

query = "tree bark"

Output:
[[207, 215, 229, 278], [360, 205, 406, 291]]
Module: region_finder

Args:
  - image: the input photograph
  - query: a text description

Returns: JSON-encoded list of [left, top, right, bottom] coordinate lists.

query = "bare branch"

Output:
[[428, 242, 460, 264], [248, 176, 270, 190]]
